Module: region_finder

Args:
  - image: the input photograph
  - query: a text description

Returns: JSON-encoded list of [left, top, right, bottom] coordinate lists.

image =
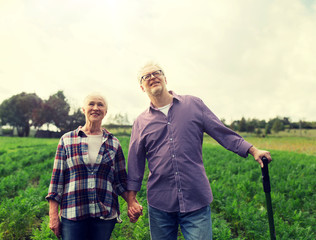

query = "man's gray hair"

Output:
[[137, 61, 165, 83]]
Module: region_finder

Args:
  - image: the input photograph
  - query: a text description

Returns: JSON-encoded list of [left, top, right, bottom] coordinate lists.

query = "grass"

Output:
[[203, 129, 316, 156], [107, 126, 316, 155], [0, 131, 315, 239]]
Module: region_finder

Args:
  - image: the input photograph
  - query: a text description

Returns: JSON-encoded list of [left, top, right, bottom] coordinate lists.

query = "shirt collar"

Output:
[[149, 90, 181, 111], [77, 126, 113, 139]]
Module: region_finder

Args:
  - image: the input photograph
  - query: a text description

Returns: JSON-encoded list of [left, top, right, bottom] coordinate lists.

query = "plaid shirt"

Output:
[[46, 127, 127, 221]]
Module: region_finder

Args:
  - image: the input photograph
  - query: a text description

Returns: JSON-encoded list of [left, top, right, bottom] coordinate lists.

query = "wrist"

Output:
[[248, 146, 257, 156]]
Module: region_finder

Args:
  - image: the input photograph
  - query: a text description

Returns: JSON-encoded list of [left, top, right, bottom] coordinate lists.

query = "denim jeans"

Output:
[[61, 217, 116, 240], [148, 205, 212, 240]]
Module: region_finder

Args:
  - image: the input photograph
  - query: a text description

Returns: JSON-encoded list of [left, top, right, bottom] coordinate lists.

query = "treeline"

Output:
[[0, 91, 132, 137], [1, 91, 315, 137], [226, 117, 316, 136], [0, 91, 85, 137]]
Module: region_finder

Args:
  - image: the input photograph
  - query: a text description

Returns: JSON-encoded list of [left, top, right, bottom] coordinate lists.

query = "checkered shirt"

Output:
[[46, 127, 127, 221]]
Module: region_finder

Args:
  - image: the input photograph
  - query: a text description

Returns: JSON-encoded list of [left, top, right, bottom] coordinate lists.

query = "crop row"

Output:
[[0, 138, 56, 239], [203, 143, 315, 239], [0, 137, 315, 239]]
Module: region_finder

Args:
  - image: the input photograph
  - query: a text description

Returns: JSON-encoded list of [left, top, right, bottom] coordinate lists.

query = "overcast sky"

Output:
[[1, 0, 315, 124]]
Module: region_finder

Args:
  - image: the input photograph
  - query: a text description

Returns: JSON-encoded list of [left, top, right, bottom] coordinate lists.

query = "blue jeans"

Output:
[[148, 205, 212, 240], [61, 217, 116, 240]]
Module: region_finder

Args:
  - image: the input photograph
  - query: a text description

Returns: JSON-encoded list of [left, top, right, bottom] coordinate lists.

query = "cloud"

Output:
[[0, 0, 315, 123]]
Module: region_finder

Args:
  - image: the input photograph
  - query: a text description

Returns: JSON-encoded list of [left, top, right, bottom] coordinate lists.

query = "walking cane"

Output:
[[261, 157, 276, 240]]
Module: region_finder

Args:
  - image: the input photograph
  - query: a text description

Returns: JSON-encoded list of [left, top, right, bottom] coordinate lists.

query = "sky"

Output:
[[1, 0, 315, 125]]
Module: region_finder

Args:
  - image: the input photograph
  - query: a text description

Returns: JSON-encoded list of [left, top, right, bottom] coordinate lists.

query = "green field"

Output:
[[0, 136, 315, 240]]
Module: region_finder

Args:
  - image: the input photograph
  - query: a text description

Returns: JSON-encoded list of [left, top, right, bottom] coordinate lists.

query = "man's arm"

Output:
[[49, 199, 61, 239], [248, 146, 272, 168]]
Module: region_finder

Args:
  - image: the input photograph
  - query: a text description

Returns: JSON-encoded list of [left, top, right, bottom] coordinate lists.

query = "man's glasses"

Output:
[[141, 70, 163, 83]]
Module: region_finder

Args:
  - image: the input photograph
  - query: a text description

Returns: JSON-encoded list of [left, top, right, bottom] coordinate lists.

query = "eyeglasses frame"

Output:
[[140, 70, 164, 83]]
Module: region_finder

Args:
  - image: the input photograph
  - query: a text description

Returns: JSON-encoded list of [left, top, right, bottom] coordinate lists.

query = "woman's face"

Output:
[[82, 95, 107, 124]]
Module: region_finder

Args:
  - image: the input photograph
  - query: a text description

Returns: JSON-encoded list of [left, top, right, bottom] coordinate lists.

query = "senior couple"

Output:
[[46, 62, 272, 240]]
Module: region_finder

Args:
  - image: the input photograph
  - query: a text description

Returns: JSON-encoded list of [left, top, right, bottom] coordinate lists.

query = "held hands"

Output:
[[128, 198, 143, 223], [248, 146, 272, 168], [126, 191, 143, 223]]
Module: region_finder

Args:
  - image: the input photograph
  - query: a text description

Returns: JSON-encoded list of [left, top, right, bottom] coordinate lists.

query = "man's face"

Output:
[[140, 65, 167, 97]]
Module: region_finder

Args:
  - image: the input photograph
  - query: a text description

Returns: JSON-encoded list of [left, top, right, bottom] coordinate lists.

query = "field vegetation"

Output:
[[204, 129, 316, 156], [0, 134, 315, 239]]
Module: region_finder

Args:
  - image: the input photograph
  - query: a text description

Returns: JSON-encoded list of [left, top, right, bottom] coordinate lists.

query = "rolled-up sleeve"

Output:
[[127, 121, 147, 192], [200, 99, 252, 158], [46, 138, 66, 203]]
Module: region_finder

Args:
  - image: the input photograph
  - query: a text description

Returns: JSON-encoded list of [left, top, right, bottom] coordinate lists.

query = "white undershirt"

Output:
[[87, 134, 118, 221], [87, 134, 103, 165], [158, 104, 171, 116]]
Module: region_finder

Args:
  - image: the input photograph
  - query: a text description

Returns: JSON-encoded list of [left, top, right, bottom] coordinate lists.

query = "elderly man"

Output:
[[127, 62, 272, 240], [46, 93, 141, 240]]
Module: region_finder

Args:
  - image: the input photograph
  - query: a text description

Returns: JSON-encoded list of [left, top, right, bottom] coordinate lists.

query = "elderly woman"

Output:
[[46, 93, 142, 240]]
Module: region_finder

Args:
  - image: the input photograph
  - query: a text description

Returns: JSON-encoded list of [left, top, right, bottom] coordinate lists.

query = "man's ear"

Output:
[[82, 107, 85, 114], [140, 85, 145, 92]]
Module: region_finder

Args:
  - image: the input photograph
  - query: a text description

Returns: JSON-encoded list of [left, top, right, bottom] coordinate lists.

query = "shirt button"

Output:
[[167, 122, 171, 125], [178, 189, 181, 192], [170, 138, 173, 141], [175, 172, 178, 175]]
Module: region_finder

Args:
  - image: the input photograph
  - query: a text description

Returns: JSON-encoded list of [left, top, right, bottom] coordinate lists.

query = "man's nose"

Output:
[[149, 73, 156, 80]]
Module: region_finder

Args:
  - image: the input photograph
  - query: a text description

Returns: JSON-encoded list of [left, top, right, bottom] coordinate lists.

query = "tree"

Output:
[[246, 120, 256, 133], [239, 117, 247, 132], [230, 120, 240, 131], [0, 92, 42, 136], [45, 91, 70, 132], [64, 108, 85, 132], [258, 120, 266, 129], [283, 117, 291, 126], [272, 118, 284, 133], [31, 90, 71, 132], [32, 102, 52, 129], [106, 113, 130, 125], [265, 122, 272, 135], [255, 128, 263, 137]]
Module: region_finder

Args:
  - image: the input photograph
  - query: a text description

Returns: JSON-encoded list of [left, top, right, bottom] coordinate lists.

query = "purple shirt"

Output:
[[127, 91, 252, 213]]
